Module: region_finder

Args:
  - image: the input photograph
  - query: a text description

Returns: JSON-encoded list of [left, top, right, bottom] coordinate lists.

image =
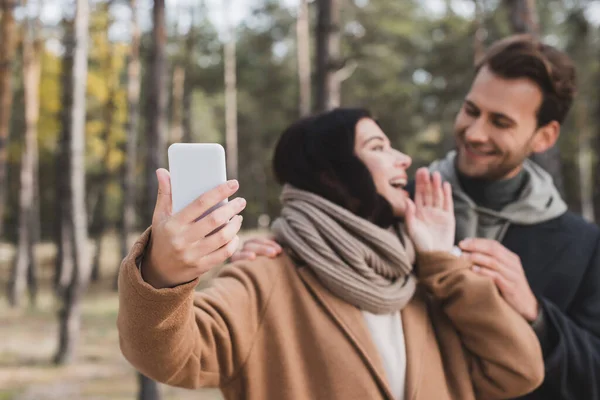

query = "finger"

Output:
[[422, 169, 433, 206], [197, 235, 241, 273], [459, 238, 512, 265], [230, 251, 257, 262], [243, 242, 282, 257], [467, 252, 518, 282], [443, 182, 453, 212], [176, 180, 240, 224], [245, 237, 283, 252], [432, 171, 443, 208], [153, 168, 172, 222], [404, 198, 416, 232], [414, 168, 427, 208], [196, 215, 244, 255], [472, 266, 513, 295], [187, 197, 246, 240]]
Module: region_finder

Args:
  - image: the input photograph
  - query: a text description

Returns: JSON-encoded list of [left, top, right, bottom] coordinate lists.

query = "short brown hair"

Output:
[[475, 34, 576, 127]]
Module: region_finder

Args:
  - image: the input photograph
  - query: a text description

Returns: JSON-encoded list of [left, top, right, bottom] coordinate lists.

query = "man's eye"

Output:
[[492, 119, 510, 129], [465, 107, 479, 116]]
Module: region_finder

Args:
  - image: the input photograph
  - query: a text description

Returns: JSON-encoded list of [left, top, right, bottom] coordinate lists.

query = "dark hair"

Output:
[[272, 108, 395, 228], [475, 34, 576, 127]]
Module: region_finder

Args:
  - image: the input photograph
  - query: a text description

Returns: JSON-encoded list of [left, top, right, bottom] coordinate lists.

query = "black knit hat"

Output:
[[272, 108, 396, 228]]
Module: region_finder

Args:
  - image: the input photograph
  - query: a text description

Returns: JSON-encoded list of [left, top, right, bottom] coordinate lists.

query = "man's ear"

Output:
[[531, 121, 560, 154]]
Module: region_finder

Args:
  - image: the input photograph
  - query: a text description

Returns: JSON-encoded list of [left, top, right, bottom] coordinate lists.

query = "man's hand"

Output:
[[142, 168, 247, 289], [459, 238, 539, 322], [405, 168, 456, 253], [229, 237, 283, 262]]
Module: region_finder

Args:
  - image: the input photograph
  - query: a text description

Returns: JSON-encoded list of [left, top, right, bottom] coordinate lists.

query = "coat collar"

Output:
[[297, 266, 394, 399], [297, 265, 432, 400], [296, 265, 432, 400]]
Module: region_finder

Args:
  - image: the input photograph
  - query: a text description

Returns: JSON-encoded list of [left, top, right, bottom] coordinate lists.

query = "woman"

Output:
[[117, 108, 543, 400]]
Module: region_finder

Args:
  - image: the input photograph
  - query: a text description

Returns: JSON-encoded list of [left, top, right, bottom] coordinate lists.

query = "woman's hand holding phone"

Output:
[[142, 168, 247, 289]]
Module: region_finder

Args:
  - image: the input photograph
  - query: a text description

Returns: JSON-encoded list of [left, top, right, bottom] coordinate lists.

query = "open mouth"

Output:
[[389, 177, 407, 190]]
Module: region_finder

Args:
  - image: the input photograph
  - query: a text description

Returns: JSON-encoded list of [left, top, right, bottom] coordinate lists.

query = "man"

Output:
[[232, 35, 600, 400]]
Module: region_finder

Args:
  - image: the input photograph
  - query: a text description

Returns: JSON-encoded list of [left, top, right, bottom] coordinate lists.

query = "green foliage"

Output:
[[3, 0, 599, 240]]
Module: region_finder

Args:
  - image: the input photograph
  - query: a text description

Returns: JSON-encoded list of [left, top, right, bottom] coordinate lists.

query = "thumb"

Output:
[[153, 168, 172, 221]]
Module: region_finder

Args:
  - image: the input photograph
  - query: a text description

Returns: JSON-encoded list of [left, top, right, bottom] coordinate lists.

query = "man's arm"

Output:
[[533, 236, 600, 399], [461, 235, 600, 399]]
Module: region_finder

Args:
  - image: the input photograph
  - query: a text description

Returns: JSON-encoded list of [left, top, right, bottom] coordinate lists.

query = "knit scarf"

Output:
[[271, 185, 416, 314]]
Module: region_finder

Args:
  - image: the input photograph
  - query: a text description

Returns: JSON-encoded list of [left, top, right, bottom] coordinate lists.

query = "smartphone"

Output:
[[167, 143, 228, 218]]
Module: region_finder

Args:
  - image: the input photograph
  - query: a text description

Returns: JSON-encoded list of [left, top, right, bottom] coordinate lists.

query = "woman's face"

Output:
[[354, 118, 412, 217]]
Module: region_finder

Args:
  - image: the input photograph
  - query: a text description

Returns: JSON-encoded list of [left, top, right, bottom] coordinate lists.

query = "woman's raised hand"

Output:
[[404, 168, 455, 254]]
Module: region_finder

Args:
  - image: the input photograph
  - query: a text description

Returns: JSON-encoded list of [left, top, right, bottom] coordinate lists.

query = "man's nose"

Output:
[[464, 118, 489, 143]]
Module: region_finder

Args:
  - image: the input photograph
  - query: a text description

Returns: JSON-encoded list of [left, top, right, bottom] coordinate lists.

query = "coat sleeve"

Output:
[[417, 251, 544, 399], [117, 228, 281, 389], [534, 234, 600, 399]]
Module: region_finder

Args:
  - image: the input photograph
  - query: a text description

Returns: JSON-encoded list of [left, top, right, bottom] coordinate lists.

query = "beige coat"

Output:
[[118, 229, 544, 400]]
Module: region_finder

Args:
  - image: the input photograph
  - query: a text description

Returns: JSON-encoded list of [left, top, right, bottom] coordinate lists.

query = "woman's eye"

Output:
[[372, 145, 384, 151]]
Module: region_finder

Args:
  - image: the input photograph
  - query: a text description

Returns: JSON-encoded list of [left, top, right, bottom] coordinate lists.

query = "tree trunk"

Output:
[[138, 374, 161, 400], [144, 0, 168, 225], [472, 0, 486, 64], [54, 17, 75, 294], [119, 0, 141, 288], [505, 0, 565, 198], [91, 97, 114, 282], [138, 0, 166, 395], [595, 49, 600, 223], [315, 0, 341, 112], [578, 129, 594, 222], [169, 65, 184, 144], [8, 15, 41, 307], [505, 0, 539, 35], [182, 14, 195, 144], [224, 0, 238, 179], [0, 0, 17, 237], [54, 0, 90, 365], [91, 9, 116, 283], [297, 0, 311, 116]]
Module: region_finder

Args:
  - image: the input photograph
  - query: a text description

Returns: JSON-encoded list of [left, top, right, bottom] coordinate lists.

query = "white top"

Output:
[[362, 311, 407, 400]]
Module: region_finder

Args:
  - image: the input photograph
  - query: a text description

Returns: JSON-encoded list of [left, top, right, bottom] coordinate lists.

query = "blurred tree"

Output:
[[54, 17, 74, 293], [8, 0, 41, 308], [224, 0, 238, 179], [565, 9, 594, 222], [315, 0, 342, 111], [505, 0, 565, 198], [0, 0, 18, 237], [138, 0, 166, 395], [181, 5, 195, 143], [54, 0, 90, 365], [473, 0, 486, 63], [120, 0, 142, 279], [168, 2, 184, 145], [91, 0, 118, 282], [596, 46, 600, 222], [297, 0, 311, 116], [169, 65, 185, 144], [505, 0, 538, 34]]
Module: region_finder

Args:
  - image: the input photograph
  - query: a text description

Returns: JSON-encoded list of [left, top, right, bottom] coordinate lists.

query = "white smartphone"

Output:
[[167, 143, 228, 217]]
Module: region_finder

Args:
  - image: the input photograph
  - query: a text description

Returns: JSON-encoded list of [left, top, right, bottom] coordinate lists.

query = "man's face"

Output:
[[453, 66, 545, 181]]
